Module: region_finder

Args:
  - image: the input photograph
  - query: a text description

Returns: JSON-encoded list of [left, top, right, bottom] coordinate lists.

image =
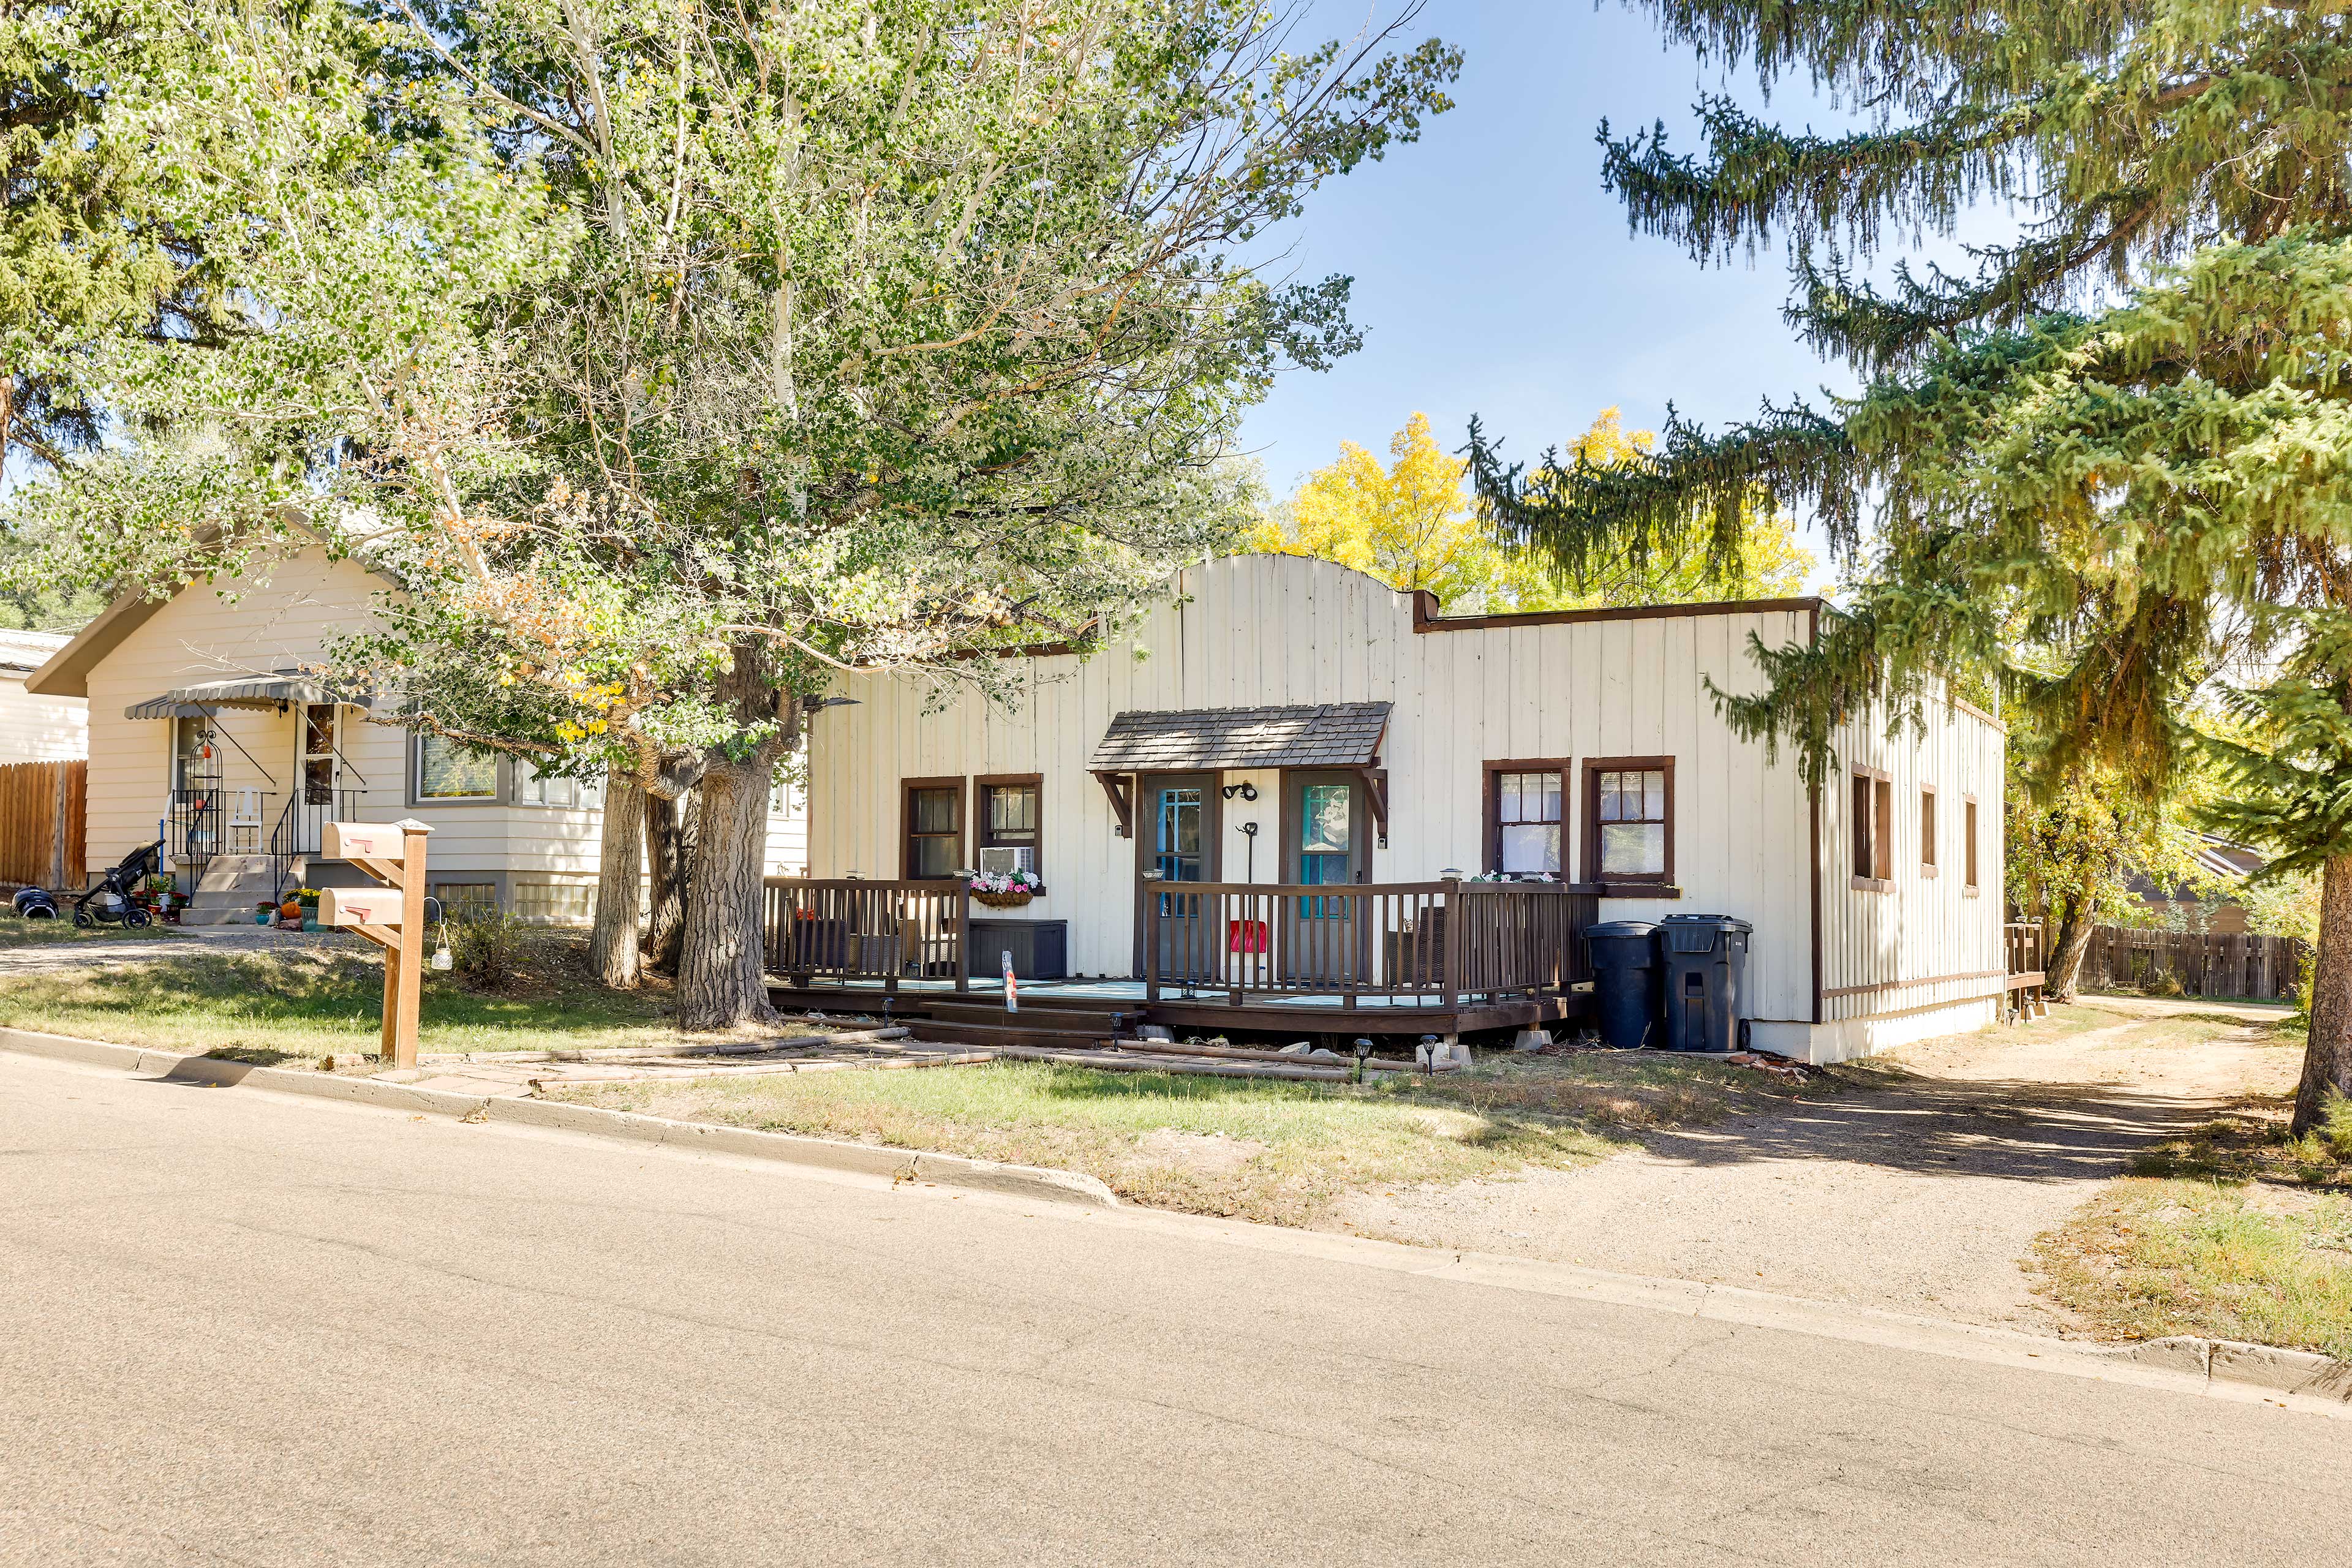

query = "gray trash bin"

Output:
[[1585, 919, 1661, 1048], [1656, 914, 1752, 1054]]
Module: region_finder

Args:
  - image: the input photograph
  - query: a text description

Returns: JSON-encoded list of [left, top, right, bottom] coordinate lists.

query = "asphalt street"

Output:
[[3, 1046, 2345, 1567]]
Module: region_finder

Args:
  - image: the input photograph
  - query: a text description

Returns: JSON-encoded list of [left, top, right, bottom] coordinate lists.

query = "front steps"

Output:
[[179, 854, 287, 926]]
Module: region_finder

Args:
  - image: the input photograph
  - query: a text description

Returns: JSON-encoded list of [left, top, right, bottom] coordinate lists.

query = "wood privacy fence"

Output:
[[0, 760, 86, 892], [2075, 924, 2304, 1002]]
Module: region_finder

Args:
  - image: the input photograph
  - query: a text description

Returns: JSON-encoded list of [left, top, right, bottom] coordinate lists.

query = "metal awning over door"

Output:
[[125, 676, 373, 720]]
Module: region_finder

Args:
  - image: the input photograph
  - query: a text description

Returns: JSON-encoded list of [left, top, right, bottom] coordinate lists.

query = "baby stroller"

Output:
[[72, 840, 162, 929]]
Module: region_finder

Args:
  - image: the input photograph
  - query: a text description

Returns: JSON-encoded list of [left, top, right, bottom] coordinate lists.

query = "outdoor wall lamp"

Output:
[[1221, 781, 1258, 801]]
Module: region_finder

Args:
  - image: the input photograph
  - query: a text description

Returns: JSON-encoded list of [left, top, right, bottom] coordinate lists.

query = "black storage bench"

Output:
[[968, 918, 1068, 981]]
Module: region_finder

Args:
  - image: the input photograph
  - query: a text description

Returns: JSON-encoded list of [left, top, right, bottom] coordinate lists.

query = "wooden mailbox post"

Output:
[[318, 819, 432, 1069]]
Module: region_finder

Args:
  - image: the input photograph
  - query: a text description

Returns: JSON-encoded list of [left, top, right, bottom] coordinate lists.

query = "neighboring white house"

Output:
[[804, 553, 2013, 1062], [0, 627, 88, 762], [24, 545, 805, 922]]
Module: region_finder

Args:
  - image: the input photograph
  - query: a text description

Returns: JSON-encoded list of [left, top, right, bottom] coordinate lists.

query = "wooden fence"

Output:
[[0, 759, 86, 891], [2075, 924, 2304, 1003]]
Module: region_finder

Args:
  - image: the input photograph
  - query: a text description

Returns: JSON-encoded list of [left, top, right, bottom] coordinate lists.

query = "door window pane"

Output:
[[1302, 785, 1350, 853], [1155, 788, 1202, 881]]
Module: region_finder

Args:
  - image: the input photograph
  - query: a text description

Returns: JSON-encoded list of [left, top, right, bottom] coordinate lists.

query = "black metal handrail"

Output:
[[269, 786, 361, 902]]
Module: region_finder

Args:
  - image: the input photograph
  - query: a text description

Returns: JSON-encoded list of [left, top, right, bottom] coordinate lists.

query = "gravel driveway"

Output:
[[1336, 996, 2302, 1335]]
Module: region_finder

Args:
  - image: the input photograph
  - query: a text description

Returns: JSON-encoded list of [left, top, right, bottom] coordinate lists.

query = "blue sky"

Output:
[[1237, 1, 1876, 592]]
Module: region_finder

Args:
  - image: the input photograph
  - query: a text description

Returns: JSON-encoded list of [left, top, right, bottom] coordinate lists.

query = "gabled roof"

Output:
[[23, 514, 402, 699], [1088, 702, 1392, 772]]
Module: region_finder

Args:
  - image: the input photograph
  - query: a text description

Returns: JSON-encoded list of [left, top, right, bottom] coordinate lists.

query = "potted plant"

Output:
[[255, 899, 276, 927], [968, 867, 1045, 908], [295, 886, 321, 932]]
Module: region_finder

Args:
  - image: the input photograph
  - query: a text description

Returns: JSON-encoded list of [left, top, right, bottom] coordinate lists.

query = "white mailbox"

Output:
[[322, 821, 406, 861], [318, 887, 404, 929]]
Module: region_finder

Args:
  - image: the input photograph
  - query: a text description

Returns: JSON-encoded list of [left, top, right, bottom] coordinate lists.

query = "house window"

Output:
[[1583, 758, 1673, 883], [1852, 769, 1894, 887], [515, 762, 602, 809], [1964, 796, 1981, 891], [902, 779, 963, 880], [1920, 787, 1938, 875], [1486, 764, 1565, 876], [415, 734, 498, 800], [976, 775, 1042, 878]]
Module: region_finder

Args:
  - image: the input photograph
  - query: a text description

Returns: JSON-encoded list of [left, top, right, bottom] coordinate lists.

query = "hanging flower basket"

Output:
[[967, 869, 1044, 908]]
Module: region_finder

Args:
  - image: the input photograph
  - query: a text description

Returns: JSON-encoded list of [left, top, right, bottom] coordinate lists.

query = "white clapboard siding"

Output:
[[805, 554, 1909, 1027]]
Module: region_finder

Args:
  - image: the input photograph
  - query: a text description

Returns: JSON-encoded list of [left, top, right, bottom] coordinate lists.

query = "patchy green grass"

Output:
[[0, 941, 684, 1063], [2034, 1097, 2352, 1359], [0, 918, 191, 950], [552, 1050, 1835, 1226], [2034, 1180, 2352, 1360]]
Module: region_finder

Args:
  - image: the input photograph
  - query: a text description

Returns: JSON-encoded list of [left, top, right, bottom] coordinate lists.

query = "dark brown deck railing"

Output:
[[763, 877, 970, 991], [1141, 877, 1598, 1007], [2004, 921, 2046, 986]]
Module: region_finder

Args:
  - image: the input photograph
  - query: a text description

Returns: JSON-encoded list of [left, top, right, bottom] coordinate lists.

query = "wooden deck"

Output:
[[763, 875, 1598, 1042]]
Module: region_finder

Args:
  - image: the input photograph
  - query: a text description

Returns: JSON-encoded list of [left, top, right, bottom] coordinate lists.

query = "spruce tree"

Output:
[[1464, 0, 2352, 1128]]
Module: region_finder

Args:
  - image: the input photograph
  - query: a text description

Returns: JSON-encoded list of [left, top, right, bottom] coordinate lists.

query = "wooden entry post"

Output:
[[317, 819, 432, 1069]]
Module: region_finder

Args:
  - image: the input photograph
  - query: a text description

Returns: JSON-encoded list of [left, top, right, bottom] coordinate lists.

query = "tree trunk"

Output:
[[2045, 893, 2098, 1003], [674, 751, 777, 1031], [643, 786, 694, 973], [588, 764, 646, 989], [671, 645, 799, 1033], [2292, 850, 2352, 1135]]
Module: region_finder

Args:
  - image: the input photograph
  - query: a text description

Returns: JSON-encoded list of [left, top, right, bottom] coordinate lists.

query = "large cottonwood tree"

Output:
[[8, 0, 1460, 1030], [1466, 0, 2352, 1131]]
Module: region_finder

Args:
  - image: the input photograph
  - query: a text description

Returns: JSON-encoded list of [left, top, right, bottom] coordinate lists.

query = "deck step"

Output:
[[922, 1000, 1136, 1034], [902, 1017, 1117, 1051]]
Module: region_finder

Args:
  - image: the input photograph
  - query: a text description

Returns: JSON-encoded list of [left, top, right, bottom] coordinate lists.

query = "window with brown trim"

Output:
[[901, 778, 964, 880], [1483, 761, 1567, 876], [1964, 796, 1981, 892], [1582, 758, 1674, 884], [975, 774, 1042, 878], [1920, 786, 1938, 876], [1851, 767, 1894, 888]]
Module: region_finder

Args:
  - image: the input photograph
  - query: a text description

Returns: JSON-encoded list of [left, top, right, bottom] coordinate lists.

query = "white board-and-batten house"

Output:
[[800, 553, 2018, 1063], [24, 545, 806, 922]]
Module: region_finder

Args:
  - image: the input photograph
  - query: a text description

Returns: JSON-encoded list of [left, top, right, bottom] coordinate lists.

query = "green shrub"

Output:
[[448, 908, 532, 992], [2324, 1093, 2352, 1163]]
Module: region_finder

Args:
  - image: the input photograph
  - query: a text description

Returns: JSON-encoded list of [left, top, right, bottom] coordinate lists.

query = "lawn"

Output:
[[551, 1049, 1837, 1226], [0, 940, 690, 1063], [0, 920, 192, 951], [2034, 1102, 2352, 1360]]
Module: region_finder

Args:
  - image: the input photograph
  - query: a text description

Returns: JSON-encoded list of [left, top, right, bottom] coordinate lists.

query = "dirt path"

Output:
[[1335, 997, 2302, 1333]]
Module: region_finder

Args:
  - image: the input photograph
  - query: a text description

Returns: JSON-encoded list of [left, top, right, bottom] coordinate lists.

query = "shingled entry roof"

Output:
[[1088, 701, 1392, 772]]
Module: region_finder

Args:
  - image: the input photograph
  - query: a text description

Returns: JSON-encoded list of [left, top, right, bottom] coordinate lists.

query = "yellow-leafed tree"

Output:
[[1251, 410, 1814, 612]]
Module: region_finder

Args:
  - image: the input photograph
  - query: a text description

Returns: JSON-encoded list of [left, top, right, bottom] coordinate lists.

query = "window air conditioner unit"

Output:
[[978, 846, 1035, 876]]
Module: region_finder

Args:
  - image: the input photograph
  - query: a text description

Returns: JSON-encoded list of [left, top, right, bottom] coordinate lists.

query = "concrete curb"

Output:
[[0, 1025, 1117, 1208]]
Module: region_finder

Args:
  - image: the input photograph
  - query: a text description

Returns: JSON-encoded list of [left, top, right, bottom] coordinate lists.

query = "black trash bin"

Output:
[[1656, 914, 1752, 1054], [1585, 919, 1662, 1048]]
